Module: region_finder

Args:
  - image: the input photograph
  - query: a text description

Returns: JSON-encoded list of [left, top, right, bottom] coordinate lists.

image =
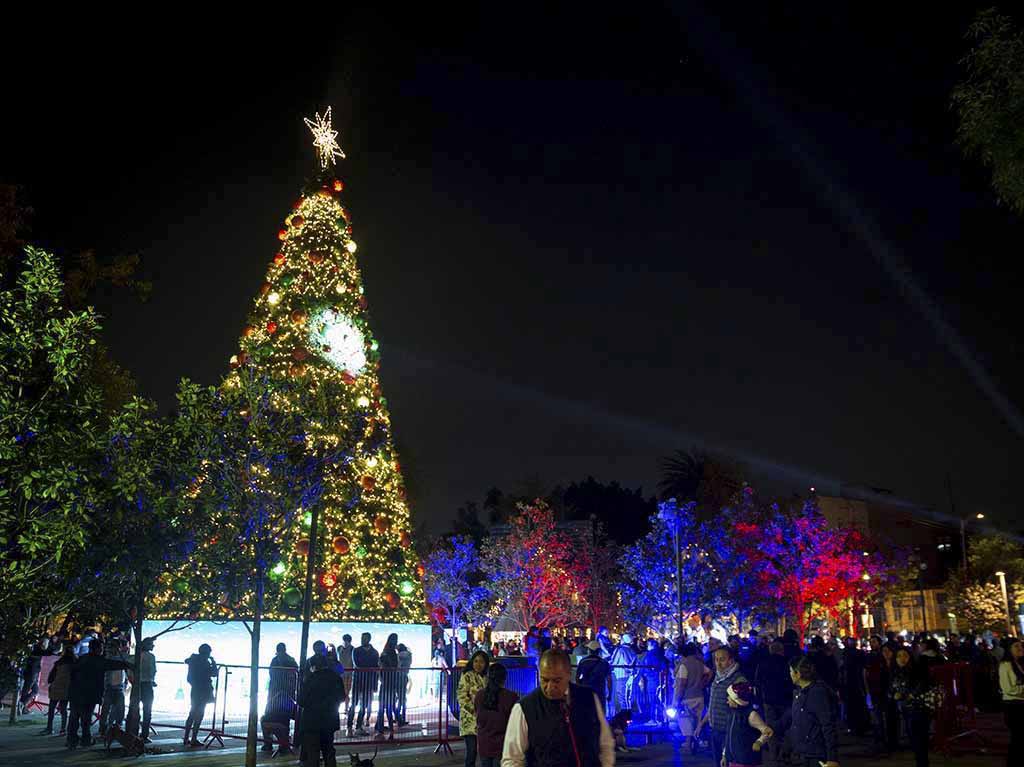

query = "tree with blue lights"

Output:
[[617, 500, 724, 637], [423, 536, 490, 661]]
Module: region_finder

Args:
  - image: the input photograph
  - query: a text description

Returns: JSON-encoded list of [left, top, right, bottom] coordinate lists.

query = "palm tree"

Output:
[[658, 449, 742, 513]]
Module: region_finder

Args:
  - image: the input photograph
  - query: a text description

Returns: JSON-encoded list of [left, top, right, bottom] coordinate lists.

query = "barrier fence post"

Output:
[[202, 664, 225, 749], [434, 668, 453, 755]]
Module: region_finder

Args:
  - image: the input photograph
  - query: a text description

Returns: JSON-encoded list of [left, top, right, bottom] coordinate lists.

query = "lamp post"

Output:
[[908, 553, 928, 633], [959, 512, 985, 571], [995, 571, 1015, 637], [658, 499, 686, 641]]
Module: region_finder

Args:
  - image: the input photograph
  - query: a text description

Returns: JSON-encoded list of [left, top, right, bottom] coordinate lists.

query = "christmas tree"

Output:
[[152, 109, 425, 624]]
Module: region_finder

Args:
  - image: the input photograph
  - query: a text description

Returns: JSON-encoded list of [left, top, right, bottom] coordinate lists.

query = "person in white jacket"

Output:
[[501, 650, 614, 767], [999, 639, 1024, 767]]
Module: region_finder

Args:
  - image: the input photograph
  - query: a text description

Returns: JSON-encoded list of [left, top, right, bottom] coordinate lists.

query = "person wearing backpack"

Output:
[[576, 641, 612, 715], [183, 644, 218, 747]]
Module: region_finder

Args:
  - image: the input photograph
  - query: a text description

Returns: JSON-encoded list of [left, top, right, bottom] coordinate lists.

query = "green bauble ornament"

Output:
[[400, 580, 415, 596], [355, 546, 367, 558], [283, 587, 303, 608], [172, 578, 189, 595], [280, 274, 295, 287], [347, 593, 363, 611]]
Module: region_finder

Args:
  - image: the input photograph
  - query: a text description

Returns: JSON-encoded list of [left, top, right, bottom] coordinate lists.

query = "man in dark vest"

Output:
[[501, 649, 614, 767]]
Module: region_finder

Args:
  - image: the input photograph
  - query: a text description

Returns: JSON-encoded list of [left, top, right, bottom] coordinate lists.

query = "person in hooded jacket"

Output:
[[778, 656, 839, 767], [66, 640, 131, 749], [183, 644, 218, 746], [298, 654, 346, 767]]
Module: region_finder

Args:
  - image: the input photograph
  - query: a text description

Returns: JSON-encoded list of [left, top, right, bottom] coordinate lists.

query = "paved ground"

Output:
[[0, 709, 1010, 766]]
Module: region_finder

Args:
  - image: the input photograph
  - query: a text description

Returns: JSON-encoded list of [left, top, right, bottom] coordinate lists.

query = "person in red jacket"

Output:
[[474, 664, 519, 767]]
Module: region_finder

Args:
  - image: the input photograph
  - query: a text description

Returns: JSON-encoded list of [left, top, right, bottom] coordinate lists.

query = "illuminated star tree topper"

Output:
[[304, 106, 346, 169]]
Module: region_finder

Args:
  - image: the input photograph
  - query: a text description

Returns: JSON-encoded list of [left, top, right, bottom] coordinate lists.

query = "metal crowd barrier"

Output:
[[6, 656, 676, 749]]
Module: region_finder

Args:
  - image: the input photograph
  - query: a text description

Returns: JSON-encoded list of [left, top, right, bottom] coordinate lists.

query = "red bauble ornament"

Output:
[[291, 348, 308, 362], [291, 214, 305, 227], [358, 296, 368, 309], [278, 229, 288, 241], [361, 475, 377, 492], [260, 282, 272, 296], [290, 309, 308, 325], [289, 363, 307, 378], [340, 371, 356, 385], [293, 198, 304, 210], [373, 515, 389, 533], [273, 252, 286, 266], [266, 321, 278, 334], [320, 571, 338, 589], [333, 179, 344, 192], [332, 536, 350, 555], [309, 252, 324, 265], [399, 531, 412, 549], [296, 539, 310, 556], [384, 591, 400, 609], [346, 225, 353, 235], [242, 325, 256, 338], [416, 564, 426, 578]]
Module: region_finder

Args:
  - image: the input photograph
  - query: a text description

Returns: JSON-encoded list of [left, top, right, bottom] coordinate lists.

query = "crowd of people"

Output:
[[446, 626, 1023, 767], [5, 624, 1022, 767], [1, 627, 417, 764]]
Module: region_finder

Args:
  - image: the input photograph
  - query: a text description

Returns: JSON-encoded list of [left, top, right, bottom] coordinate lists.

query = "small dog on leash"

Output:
[[349, 746, 379, 767], [104, 724, 146, 757]]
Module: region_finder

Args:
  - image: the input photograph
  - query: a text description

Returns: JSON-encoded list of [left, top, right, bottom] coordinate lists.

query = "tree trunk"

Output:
[[245, 574, 264, 767], [126, 586, 146, 737]]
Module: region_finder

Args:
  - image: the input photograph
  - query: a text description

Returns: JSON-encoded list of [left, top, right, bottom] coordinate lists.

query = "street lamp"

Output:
[[658, 499, 686, 641], [995, 571, 1016, 637], [959, 513, 985, 571]]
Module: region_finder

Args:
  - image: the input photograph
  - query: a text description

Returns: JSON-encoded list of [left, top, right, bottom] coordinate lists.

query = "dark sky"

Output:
[[4, 2, 1022, 534]]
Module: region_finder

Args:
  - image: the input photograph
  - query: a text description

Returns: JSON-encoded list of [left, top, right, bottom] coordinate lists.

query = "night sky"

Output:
[[4, 3, 1022, 533]]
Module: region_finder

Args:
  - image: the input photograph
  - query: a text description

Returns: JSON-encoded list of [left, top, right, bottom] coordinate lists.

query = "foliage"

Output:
[[569, 518, 622, 631], [953, 8, 1024, 215], [617, 500, 723, 637], [0, 246, 107, 657], [658, 448, 743, 516], [944, 534, 1024, 633], [555, 476, 657, 545], [480, 500, 588, 630], [422, 536, 491, 635], [732, 499, 890, 641]]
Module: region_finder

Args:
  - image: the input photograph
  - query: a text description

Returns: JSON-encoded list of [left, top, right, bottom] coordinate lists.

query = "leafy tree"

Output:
[[944, 534, 1024, 633], [732, 499, 889, 641], [83, 383, 215, 737], [953, 8, 1024, 215], [422, 536, 490, 658], [556, 476, 657, 545], [450, 500, 488, 544], [171, 366, 328, 767], [0, 246, 106, 663], [480, 500, 587, 631], [568, 519, 621, 631], [617, 500, 723, 637], [658, 449, 743, 516]]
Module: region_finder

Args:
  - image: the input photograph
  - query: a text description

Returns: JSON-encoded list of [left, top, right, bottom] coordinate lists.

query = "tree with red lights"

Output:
[[480, 500, 588, 630], [736, 499, 887, 641]]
